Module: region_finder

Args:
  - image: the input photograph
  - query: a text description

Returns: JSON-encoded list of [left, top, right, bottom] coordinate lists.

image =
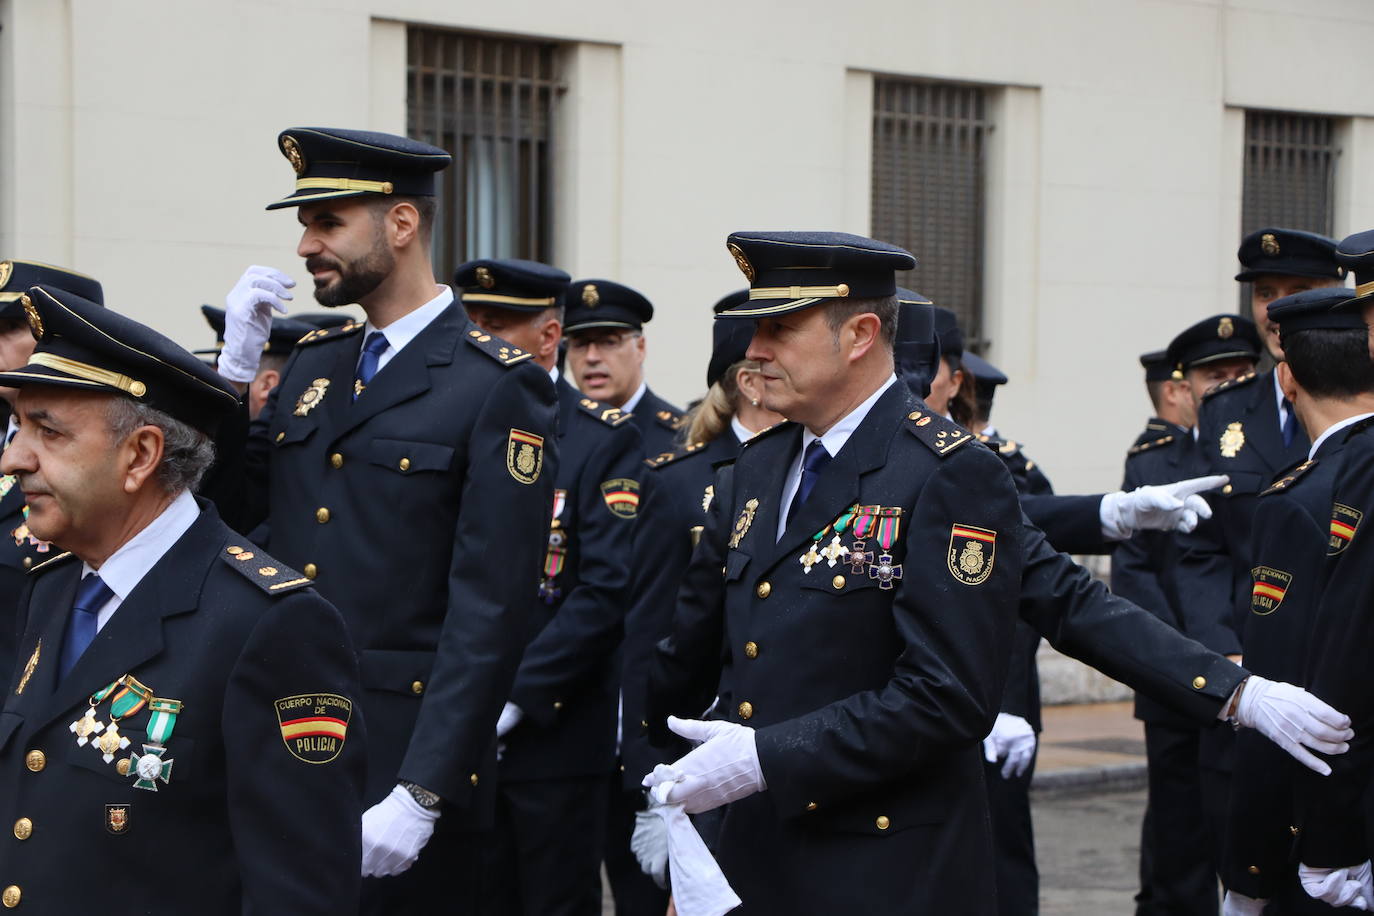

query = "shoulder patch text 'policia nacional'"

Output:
[[1250, 566, 1291, 615], [275, 693, 352, 764], [600, 478, 641, 518], [507, 429, 545, 484], [948, 524, 996, 586], [1330, 503, 1363, 556]]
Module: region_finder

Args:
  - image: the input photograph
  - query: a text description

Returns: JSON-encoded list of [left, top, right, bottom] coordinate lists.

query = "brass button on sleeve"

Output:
[[756, 581, 771, 599], [832, 575, 846, 590], [411, 680, 425, 695], [330, 453, 344, 469], [1222, 484, 1233, 495], [2, 885, 19, 907], [24, 750, 44, 772], [303, 563, 318, 579], [470, 773, 479, 786], [315, 507, 331, 524], [738, 701, 753, 720], [744, 641, 759, 659], [12, 818, 31, 840], [875, 815, 890, 830], [1192, 676, 1207, 689]]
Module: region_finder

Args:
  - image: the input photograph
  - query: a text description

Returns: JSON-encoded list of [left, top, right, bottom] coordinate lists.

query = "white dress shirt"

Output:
[[776, 375, 897, 540], [82, 489, 201, 631], [730, 416, 756, 444], [1308, 413, 1374, 460], [621, 381, 649, 415], [1274, 371, 1293, 434], [361, 286, 454, 375]]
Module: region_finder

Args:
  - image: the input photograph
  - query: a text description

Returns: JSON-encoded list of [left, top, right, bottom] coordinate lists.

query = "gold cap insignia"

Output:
[[282, 135, 306, 176], [1261, 233, 1280, 257], [0, 261, 11, 290], [582, 284, 599, 308], [476, 266, 495, 289], [20, 293, 43, 339], [1218, 316, 1234, 339], [728, 242, 755, 282]]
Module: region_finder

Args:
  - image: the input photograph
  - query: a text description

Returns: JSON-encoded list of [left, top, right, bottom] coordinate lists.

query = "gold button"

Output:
[[12, 818, 31, 840], [1290, 825, 1300, 836], [907, 411, 921, 420], [411, 680, 424, 695], [399, 457, 411, 471], [1222, 484, 1233, 495], [805, 802, 818, 811], [640, 720, 648, 728], [1247, 865, 1260, 875], [1192, 676, 1206, 689], [470, 773, 479, 786], [2, 886, 19, 908], [24, 750, 44, 772], [226, 546, 243, 555], [832, 575, 846, 590], [756, 581, 771, 599], [875, 815, 890, 830], [275, 431, 285, 443], [738, 701, 753, 719], [744, 641, 759, 659], [303, 563, 318, 579], [619, 763, 625, 772], [553, 701, 564, 711], [330, 453, 344, 469], [116, 758, 131, 777], [20, 558, 30, 570], [316, 507, 330, 524]]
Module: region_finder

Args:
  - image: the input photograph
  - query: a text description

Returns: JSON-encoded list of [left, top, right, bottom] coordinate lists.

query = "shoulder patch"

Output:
[[1128, 435, 1176, 457], [463, 326, 535, 366], [295, 320, 364, 347], [27, 551, 76, 576], [740, 420, 798, 449], [1202, 370, 1257, 401], [645, 440, 711, 469], [220, 545, 312, 595], [906, 409, 973, 457], [1262, 458, 1317, 496], [576, 397, 633, 427]]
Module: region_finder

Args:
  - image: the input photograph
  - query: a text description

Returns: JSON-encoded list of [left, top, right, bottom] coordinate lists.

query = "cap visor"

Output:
[[0, 366, 121, 394], [265, 189, 373, 211], [715, 297, 824, 319]]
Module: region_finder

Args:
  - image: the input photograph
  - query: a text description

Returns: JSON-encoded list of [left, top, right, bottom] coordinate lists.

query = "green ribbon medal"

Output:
[[128, 696, 181, 792]]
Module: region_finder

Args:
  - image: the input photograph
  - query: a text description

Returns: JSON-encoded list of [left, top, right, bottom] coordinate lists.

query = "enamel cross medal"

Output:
[[127, 696, 181, 791], [801, 506, 857, 574]]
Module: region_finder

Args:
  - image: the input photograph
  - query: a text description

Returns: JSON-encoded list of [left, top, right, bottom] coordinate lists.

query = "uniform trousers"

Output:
[[1136, 722, 1216, 916], [603, 769, 671, 916], [985, 752, 1038, 916]]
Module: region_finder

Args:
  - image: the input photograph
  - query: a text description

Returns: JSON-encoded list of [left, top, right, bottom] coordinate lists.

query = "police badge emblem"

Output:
[[1250, 566, 1292, 615], [1218, 316, 1234, 339], [1261, 233, 1280, 256], [476, 266, 495, 289], [582, 284, 600, 307], [947, 524, 997, 586], [293, 378, 330, 417], [281, 135, 306, 176], [506, 429, 545, 484], [600, 478, 641, 519], [275, 693, 351, 765], [729, 498, 759, 549], [727, 242, 755, 282], [1219, 422, 1245, 459], [105, 804, 130, 836], [1330, 503, 1363, 556]]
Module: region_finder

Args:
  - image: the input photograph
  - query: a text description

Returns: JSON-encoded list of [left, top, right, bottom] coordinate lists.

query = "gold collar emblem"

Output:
[[293, 378, 330, 417], [281, 135, 306, 176], [729, 498, 759, 549], [1218, 316, 1234, 339], [1219, 421, 1245, 459]]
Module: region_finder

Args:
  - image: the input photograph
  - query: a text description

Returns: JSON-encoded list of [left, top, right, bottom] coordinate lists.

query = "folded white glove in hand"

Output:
[[1099, 475, 1227, 539], [219, 265, 294, 383], [1233, 675, 1353, 776], [361, 784, 440, 877], [631, 806, 670, 889], [1221, 890, 1268, 916], [1300, 862, 1374, 910], [982, 712, 1036, 779], [633, 779, 741, 916], [641, 716, 765, 815]]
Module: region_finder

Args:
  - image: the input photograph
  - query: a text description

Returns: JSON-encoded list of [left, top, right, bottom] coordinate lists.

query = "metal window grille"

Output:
[[407, 28, 560, 282], [1241, 110, 1338, 238], [871, 78, 988, 348]]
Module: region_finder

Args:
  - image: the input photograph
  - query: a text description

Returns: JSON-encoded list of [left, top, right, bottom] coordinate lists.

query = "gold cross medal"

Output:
[[83, 675, 152, 763], [799, 542, 823, 573], [95, 722, 131, 764], [820, 534, 850, 568], [69, 706, 105, 747], [800, 506, 858, 574]]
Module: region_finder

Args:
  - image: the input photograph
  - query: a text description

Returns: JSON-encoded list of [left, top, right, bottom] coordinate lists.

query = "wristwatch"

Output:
[[399, 780, 443, 809]]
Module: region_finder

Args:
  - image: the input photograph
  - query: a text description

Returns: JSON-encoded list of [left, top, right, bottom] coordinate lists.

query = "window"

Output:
[[407, 28, 561, 281], [871, 78, 988, 348], [1241, 110, 1338, 238]]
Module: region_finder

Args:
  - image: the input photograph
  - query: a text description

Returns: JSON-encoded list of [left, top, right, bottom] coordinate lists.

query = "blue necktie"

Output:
[[59, 573, 113, 679], [353, 332, 389, 401], [786, 440, 832, 527], [1281, 398, 1297, 448]]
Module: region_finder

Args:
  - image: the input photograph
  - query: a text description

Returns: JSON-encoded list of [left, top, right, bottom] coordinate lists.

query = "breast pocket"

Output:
[[1224, 470, 1266, 498], [368, 439, 455, 476], [271, 421, 317, 450], [66, 731, 195, 786], [724, 550, 751, 583]]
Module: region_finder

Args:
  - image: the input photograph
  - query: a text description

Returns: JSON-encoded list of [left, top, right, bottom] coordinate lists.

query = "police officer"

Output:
[[563, 280, 685, 455], [0, 285, 366, 913], [962, 352, 1055, 497], [453, 257, 642, 916], [217, 127, 558, 914], [1220, 286, 1369, 916]]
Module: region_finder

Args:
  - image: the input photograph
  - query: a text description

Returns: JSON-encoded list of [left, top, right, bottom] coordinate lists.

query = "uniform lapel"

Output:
[[4, 562, 80, 713], [730, 424, 799, 564]]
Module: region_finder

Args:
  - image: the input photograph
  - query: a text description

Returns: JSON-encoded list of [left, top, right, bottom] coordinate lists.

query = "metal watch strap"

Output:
[[399, 780, 442, 809]]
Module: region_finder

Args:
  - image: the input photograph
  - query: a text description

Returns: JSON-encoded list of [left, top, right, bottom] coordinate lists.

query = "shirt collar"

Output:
[[82, 490, 201, 602], [1309, 413, 1374, 460], [549, 365, 560, 384], [730, 415, 755, 444], [801, 375, 898, 458], [620, 381, 649, 415], [981, 424, 998, 439], [363, 285, 453, 353]]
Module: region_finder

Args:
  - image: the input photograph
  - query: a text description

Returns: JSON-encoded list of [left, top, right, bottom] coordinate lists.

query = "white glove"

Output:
[[1099, 475, 1227, 539], [640, 716, 766, 814], [496, 702, 524, 738], [1222, 890, 1268, 916], [360, 784, 440, 877], [1233, 675, 1353, 776], [981, 712, 1037, 779], [219, 265, 294, 383], [1300, 862, 1374, 910], [631, 807, 670, 889]]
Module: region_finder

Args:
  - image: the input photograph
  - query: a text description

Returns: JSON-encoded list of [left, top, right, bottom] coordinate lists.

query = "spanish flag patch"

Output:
[[1329, 503, 1363, 556], [600, 478, 641, 519], [1250, 566, 1292, 616], [275, 693, 351, 764]]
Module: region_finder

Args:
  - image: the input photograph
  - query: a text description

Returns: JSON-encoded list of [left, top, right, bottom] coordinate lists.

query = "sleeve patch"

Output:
[[275, 693, 352, 763], [600, 478, 641, 518], [507, 429, 545, 484]]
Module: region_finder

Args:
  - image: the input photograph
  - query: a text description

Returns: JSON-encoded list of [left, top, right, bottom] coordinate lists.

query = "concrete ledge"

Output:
[[1032, 760, 1147, 794]]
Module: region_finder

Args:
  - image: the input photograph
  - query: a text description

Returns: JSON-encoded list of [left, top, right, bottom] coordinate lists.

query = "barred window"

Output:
[[407, 28, 561, 282], [1241, 110, 1338, 238], [871, 78, 988, 348]]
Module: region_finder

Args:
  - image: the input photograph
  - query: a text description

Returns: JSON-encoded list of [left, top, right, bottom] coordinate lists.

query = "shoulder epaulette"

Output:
[[28, 551, 75, 576], [1128, 434, 1176, 457], [463, 327, 535, 367], [296, 320, 364, 347], [740, 420, 797, 449], [1262, 458, 1318, 496], [1202, 370, 1258, 401], [906, 409, 973, 457], [654, 408, 687, 431], [576, 397, 633, 427], [220, 544, 312, 595], [645, 440, 710, 469]]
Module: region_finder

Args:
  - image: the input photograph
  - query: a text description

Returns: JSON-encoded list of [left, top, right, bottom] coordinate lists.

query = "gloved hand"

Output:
[[361, 784, 440, 877], [641, 716, 765, 814], [981, 712, 1037, 779], [1234, 675, 1353, 776], [496, 702, 524, 738], [1099, 475, 1228, 539], [219, 265, 294, 383], [1222, 890, 1268, 916], [1299, 862, 1374, 910], [631, 807, 670, 888]]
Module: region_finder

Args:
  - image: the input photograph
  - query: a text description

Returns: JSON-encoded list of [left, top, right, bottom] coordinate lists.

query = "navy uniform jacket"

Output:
[[245, 302, 558, 816], [620, 433, 737, 789], [1110, 419, 1205, 726], [1224, 444, 1342, 896], [0, 482, 56, 676], [1297, 419, 1374, 866], [978, 432, 1054, 497], [0, 504, 366, 914], [628, 386, 684, 457], [500, 378, 642, 781], [653, 385, 1024, 915]]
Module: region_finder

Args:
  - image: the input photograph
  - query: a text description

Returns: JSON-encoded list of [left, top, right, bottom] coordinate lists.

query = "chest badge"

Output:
[[105, 804, 130, 836], [1250, 565, 1292, 615], [15, 639, 39, 696], [293, 378, 330, 417], [948, 524, 997, 586], [1330, 503, 1363, 556], [1219, 422, 1246, 459], [728, 499, 759, 549]]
